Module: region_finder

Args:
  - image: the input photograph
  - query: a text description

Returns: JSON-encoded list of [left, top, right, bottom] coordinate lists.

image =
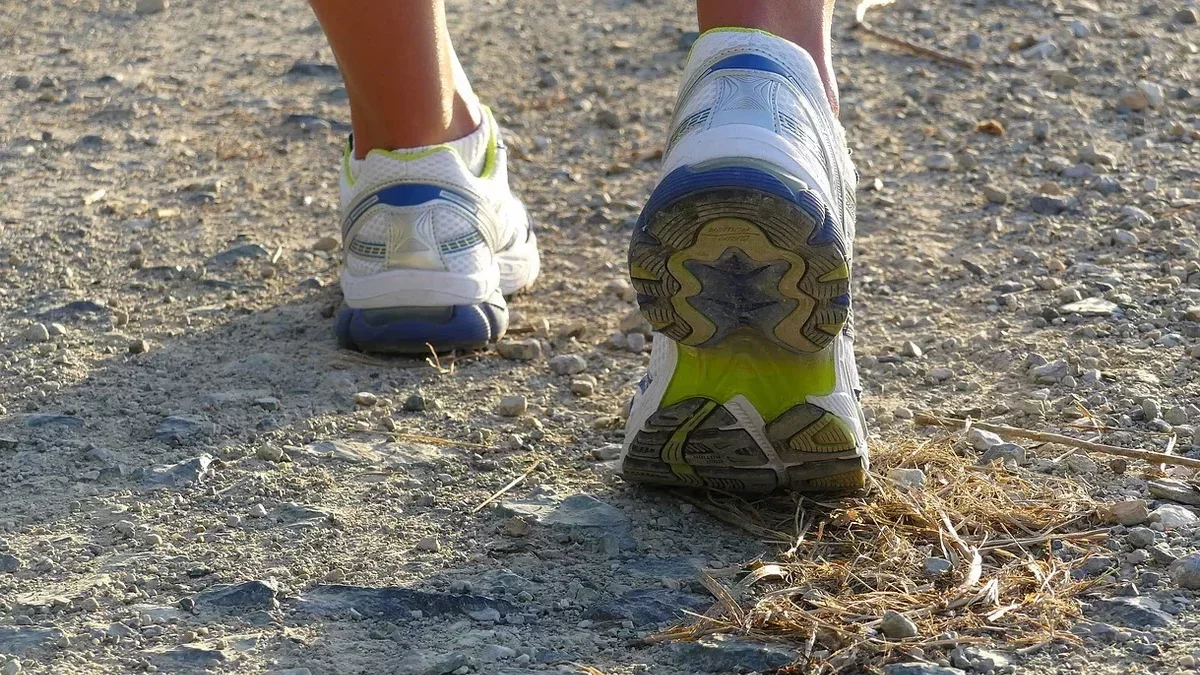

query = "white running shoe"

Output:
[[621, 28, 868, 493], [334, 107, 540, 353]]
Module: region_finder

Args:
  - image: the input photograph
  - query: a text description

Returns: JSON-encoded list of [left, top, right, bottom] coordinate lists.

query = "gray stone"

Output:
[[949, 647, 1011, 673], [979, 443, 1026, 467], [155, 415, 216, 444], [882, 664, 966, 675], [880, 610, 919, 638], [274, 503, 333, 528], [24, 323, 49, 342], [1064, 454, 1099, 474], [887, 468, 927, 489], [1127, 527, 1158, 548], [0, 627, 62, 656], [924, 557, 953, 576], [140, 455, 214, 488], [206, 243, 270, 266], [925, 153, 955, 171], [194, 579, 278, 612], [588, 588, 710, 627], [548, 354, 587, 375], [1170, 553, 1200, 590], [967, 428, 1004, 451], [0, 554, 20, 573], [24, 413, 83, 428], [1088, 596, 1172, 628], [496, 395, 527, 417], [496, 340, 541, 361], [36, 299, 109, 321], [135, 0, 166, 14], [1030, 359, 1069, 383], [1030, 195, 1069, 215], [148, 646, 229, 669], [1060, 298, 1119, 316], [287, 61, 339, 77], [1149, 479, 1200, 506], [293, 584, 514, 620], [1152, 504, 1199, 528], [667, 634, 794, 672]]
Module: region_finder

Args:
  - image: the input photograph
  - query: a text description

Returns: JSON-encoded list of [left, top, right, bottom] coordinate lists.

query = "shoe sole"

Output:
[[336, 232, 539, 355], [624, 163, 866, 493], [335, 299, 508, 355]]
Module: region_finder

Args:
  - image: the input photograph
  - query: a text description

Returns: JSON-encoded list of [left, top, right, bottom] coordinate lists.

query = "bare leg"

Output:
[[308, 0, 478, 158], [695, 0, 839, 114]]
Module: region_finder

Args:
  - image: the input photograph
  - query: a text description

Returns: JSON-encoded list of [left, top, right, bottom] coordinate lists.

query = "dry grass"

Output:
[[653, 438, 1109, 673]]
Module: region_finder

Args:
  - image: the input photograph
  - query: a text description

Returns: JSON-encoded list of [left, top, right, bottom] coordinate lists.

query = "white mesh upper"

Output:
[[338, 107, 530, 282]]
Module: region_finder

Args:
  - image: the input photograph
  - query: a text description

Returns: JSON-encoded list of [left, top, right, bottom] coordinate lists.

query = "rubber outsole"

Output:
[[335, 301, 507, 355], [629, 164, 850, 355], [622, 164, 865, 494]]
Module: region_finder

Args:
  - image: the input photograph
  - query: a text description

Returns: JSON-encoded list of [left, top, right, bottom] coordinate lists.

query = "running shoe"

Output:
[[621, 28, 868, 493], [335, 106, 540, 353]]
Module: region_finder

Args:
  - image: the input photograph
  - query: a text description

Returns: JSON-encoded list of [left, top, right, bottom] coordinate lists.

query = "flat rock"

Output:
[[274, 503, 334, 528], [883, 664, 967, 675], [154, 415, 216, 444], [1149, 479, 1200, 506], [620, 555, 707, 579], [36, 299, 109, 320], [24, 413, 83, 428], [499, 493, 635, 549], [587, 588, 710, 627], [292, 584, 514, 621], [194, 579, 278, 612], [1171, 553, 1200, 590], [1152, 504, 1199, 528], [140, 455, 213, 488], [1088, 596, 1172, 628], [147, 646, 229, 669], [1060, 298, 1119, 316], [198, 389, 273, 408], [0, 626, 62, 656], [302, 439, 383, 464], [206, 243, 270, 266], [667, 634, 794, 672], [287, 61, 339, 77]]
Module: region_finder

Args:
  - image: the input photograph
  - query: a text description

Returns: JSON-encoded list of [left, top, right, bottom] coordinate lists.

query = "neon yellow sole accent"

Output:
[[665, 217, 817, 350], [629, 263, 659, 281], [788, 413, 857, 453], [818, 262, 850, 283], [661, 331, 836, 423]]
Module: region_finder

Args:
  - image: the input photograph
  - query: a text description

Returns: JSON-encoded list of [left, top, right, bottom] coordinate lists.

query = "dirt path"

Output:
[[2, 0, 1200, 673]]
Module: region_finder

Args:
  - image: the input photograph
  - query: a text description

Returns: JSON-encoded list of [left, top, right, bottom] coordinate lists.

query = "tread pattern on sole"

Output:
[[629, 165, 851, 355], [623, 397, 865, 494]]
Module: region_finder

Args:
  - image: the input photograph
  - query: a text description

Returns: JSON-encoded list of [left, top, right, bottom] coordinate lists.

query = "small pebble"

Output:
[[353, 391, 377, 407], [416, 536, 440, 552], [570, 375, 597, 397], [248, 504, 268, 518], [403, 393, 427, 412], [497, 395, 528, 417], [25, 323, 50, 343], [548, 354, 587, 375], [312, 235, 340, 252], [880, 610, 919, 639], [128, 339, 149, 354], [496, 339, 541, 361]]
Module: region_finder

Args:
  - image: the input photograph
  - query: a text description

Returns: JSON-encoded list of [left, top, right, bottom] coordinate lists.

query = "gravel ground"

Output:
[[2, 0, 1200, 673]]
